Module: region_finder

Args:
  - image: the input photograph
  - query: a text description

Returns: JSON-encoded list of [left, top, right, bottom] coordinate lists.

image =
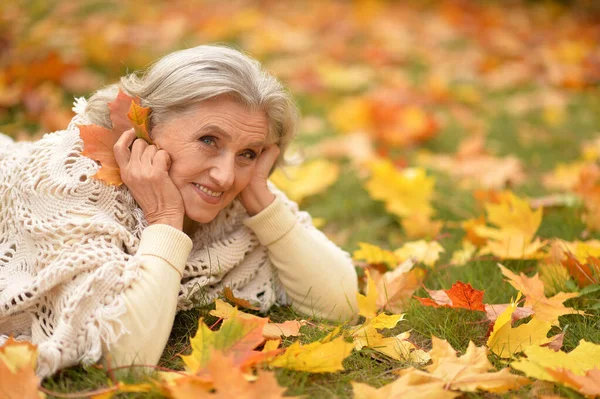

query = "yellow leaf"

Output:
[[209, 299, 304, 339], [511, 340, 600, 382], [499, 264, 581, 324], [357, 269, 378, 319], [270, 159, 340, 204], [450, 241, 478, 266], [401, 214, 443, 240], [269, 334, 353, 373], [181, 309, 267, 373], [328, 97, 371, 134], [353, 242, 399, 268], [475, 192, 547, 259], [487, 305, 553, 358], [394, 240, 445, 268], [365, 160, 435, 219], [406, 337, 529, 393], [352, 379, 460, 399]]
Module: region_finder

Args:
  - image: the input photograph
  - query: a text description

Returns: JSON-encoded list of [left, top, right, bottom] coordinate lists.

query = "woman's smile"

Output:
[[191, 182, 223, 204], [152, 96, 269, 223]]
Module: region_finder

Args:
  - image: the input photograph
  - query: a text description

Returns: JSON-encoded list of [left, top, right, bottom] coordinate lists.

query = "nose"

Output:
[[208, 153, 235, 190]]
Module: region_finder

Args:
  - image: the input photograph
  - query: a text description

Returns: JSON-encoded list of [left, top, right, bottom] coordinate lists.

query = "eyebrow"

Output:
[[198, 124, 265, 149]]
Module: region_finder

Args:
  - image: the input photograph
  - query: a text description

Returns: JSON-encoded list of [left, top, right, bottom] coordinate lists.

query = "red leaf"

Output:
[[414, 281, 486, 311]]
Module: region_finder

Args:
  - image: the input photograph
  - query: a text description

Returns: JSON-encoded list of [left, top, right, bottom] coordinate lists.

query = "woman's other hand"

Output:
[[114, 129, 185, 230], [239, 144, 280, 216]]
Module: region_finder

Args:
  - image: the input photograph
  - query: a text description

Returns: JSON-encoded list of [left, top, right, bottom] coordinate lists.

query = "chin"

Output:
[[186, 210, 219, 224]]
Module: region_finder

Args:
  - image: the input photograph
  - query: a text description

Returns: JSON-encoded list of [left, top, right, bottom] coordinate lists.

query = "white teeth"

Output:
[[193, 183, 222, 198]]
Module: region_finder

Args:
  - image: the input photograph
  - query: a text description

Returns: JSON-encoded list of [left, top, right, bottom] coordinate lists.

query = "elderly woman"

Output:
[[0, 45, 358, 377]]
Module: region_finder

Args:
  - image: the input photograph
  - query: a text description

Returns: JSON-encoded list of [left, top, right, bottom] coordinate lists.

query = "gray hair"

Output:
[[84, 45, 298, 168]]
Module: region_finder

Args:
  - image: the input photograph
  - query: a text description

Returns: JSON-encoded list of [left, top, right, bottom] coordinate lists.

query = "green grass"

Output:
[[39, 88, 600, 398]]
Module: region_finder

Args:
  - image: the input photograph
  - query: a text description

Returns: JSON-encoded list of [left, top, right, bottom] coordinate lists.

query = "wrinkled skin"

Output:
[[113, 96, 279, 232]]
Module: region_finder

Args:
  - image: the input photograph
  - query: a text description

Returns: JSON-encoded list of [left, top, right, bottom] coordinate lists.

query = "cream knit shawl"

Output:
[[0, 99, 291, 377]]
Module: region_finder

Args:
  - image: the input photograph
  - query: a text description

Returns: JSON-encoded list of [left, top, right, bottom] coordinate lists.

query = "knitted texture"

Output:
[[0, 98, 295, 377]]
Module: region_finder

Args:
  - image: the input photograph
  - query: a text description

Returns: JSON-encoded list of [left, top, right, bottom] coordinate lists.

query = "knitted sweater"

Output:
[[0, 99, 359, 377]]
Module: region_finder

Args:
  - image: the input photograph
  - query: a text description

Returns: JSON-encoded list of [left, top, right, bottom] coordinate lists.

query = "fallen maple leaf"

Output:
[[372, 259, 425, 313], [269, 159, 340, 204], [546, 368, 600, 398], [394, 240, 445, 268], [353, 242, 399, 268], [181, 309, 267, 373], [79, 89, 152, 186], [486, 293, 553, 358], [0, 337, 45, 399], [222, 287, 260, 310], [269, 328, 353, 373], [397, 337, 529, 393], [562, 252, 600, 287], [475, 192, 547, 259], [510, 340, 600, 382], [499, 264, 581, 324], [414, 281, 486, 311], [365, 160, 436, 220], [352, 375, 460, 399], [166, 350, 290, 398]]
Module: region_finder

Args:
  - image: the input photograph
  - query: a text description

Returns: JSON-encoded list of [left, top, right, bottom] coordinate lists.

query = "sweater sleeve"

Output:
[[100, 224, 192, 371], [243, 195, 359, 322]]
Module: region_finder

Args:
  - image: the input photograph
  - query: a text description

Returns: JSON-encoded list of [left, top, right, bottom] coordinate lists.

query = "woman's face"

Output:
[[152, 96, 268, 223]]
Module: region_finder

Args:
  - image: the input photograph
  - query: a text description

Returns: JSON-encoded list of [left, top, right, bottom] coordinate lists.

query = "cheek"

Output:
[[231, 167, 255, 194]]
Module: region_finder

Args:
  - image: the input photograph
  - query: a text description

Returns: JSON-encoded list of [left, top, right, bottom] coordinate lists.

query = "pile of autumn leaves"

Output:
[[2, 217, 599, 399]]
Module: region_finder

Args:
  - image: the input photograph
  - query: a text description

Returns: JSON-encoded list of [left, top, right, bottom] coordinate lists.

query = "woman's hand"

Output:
[[239, 144, 280, 216], [114, 129, 185, 230]]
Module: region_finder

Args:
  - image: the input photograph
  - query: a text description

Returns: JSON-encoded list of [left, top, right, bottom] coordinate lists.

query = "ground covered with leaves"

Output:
[[1, 0, 600, 398]]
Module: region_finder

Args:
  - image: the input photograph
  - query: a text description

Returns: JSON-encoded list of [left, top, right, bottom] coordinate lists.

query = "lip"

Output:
[[191, 183, 222, 205]]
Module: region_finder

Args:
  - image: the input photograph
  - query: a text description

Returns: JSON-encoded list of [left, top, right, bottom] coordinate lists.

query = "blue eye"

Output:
[[200, 136, 216, 146]]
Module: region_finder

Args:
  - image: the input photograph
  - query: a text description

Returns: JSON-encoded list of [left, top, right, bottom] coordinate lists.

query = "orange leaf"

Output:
[[562, 252, 600, 287], [0, 337, 43, 399], [108, 89, 138, 135], [223, 287, 260, 310], [546, 368, 600, 397], [127, 100, 152, 143], [79, 89, 151, 186], [79, 123, 123, 185], [415, 281, 486, 311]]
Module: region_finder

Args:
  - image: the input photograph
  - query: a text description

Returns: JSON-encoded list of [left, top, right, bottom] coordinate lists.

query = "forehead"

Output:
[[180, 97, 269, 141]]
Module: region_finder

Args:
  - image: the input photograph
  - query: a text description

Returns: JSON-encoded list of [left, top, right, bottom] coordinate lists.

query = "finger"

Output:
[[153, 150, 172, 172], [256, 144, 281, 176], [141, 145, 158, 166], [130, 138, 149, 163], [113, 129, 135, 167]]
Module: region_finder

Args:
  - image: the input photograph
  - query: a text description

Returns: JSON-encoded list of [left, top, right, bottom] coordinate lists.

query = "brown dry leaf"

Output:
[[0, 337, 45, 399]]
